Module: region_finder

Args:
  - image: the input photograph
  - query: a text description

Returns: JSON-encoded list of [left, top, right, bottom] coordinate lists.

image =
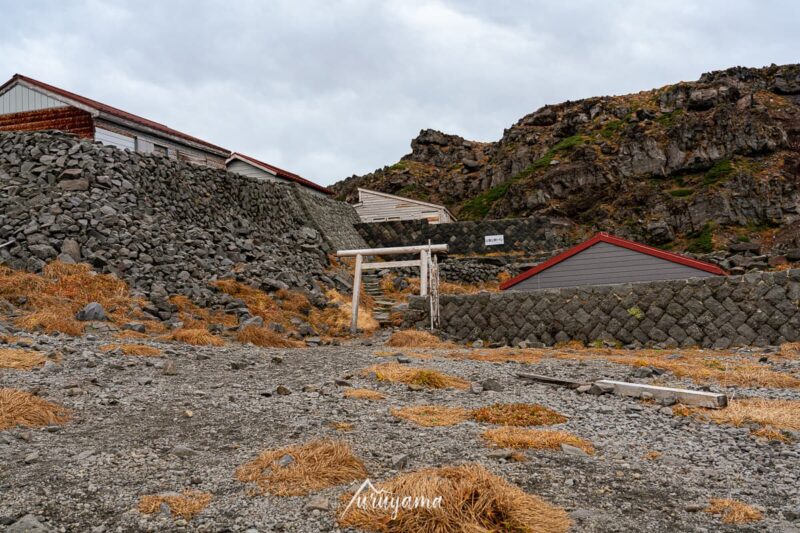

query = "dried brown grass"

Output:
[[236, 326, 304, 348], [380, 274, 502, 303], [448, 348, 542, 364], [99, 343, 162, 357], [363, 363, 469, 389], [337, 463, 571, 533], [677, 398, 800, 433], [0, 348, 47, 370], [214, 281, 378, 338], [643, 450, 663, 460], [311, 289, 379, 336], [446, 345, 800, 389], [472, 403, 568, 426], [114, 330, 150, 340], [0, 388, 70, 430], [751, 426, 791, 443], [482, 427, 594, 454], [164, 328, 224, 346], [235, 439, 367, 496], [329, 421, 354, 431], [387, 330, 455, 349], [391, 405, 472, 427], [138, 490, 213, 520], [0, 262, 146, 336], [171, 294, 237, 330], [373, 350, 433, 360], [344, 388, 386, 401], [705, 498, 763, 524]]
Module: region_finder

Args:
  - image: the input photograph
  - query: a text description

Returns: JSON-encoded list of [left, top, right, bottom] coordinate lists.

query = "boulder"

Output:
[[75, 302, 108, 321]]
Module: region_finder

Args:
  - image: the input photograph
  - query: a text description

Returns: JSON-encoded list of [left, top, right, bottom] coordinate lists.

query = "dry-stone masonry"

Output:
[[0, 131, 364, 306], [405, 270, 800, 348], [355, 216, 575, 255], [293, 187, 367, 251]]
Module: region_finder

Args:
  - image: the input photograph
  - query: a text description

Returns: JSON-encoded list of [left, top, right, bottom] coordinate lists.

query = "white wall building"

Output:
[[354, 188, 455, 224]]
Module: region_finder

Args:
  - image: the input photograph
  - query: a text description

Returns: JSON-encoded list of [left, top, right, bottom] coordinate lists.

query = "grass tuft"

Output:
[[705, 498, 763, 524], [0, 388, 70, 430], [472, 403, 567, 426], [164, 328, 224, 346], [235, 439, 367, 496], [337, 463, 571, 533], [236, 326, 304, 348], [99, 344, 161, 357], [387, 329, 455, 349], [15, 309, 84, 336], [0, 348, 47, 370], [363, 363, 469, 389], [138, 490, 212, 520], [677, 398, 800, 432], [344, 388, 386, 401], [482, 427, 594, 454], [391, 405, 472, 427], [0, 262, 147, 336]]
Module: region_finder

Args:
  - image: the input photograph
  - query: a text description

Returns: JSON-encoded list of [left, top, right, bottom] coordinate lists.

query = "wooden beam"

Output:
[[350, 254, 363, 334], [595, 380, 727, 409], [361, 260, 421, 270], [516, 372, 586, 389], [337, 244, 448, 257]]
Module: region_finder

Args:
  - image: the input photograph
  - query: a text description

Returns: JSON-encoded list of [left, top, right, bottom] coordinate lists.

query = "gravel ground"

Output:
[[1, 331, 799, 533]]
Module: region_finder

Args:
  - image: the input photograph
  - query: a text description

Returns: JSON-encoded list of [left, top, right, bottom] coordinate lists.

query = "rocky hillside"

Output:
[[334, 64, 800, 253]]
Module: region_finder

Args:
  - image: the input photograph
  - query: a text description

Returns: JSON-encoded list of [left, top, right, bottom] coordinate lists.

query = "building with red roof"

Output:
[[501, 232, 726, 291], [0, 74, 230, 168], [226, 152, 333, 196]]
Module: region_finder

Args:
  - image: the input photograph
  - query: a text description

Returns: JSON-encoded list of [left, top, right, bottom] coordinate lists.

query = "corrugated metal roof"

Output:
[[500, 232, 726, 290]]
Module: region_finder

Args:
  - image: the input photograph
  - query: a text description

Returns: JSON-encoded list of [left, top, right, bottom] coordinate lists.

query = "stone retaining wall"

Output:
[[355, 216, 575, 255], [405, 270, 800, 348], [293, 186, 367, 252], [0, 131, 364, 306]]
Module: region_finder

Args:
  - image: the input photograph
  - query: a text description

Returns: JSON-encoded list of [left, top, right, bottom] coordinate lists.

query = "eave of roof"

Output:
[[357, 188, 456, 220], [500, 232, 727, 290], [1, 74, 229, 155], [227, 152, 333, 195]]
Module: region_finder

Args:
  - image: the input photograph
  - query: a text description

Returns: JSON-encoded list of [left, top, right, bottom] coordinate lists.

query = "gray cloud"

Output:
[[1, 0, 798, 185]]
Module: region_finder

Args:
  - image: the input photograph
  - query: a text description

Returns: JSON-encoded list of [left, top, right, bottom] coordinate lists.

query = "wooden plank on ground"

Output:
[[595, 380, 727, 409], [516, 372, 585, 389]]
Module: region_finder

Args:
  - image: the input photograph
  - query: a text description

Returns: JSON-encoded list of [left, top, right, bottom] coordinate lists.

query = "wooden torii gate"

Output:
[[337, 243, 448, 334]]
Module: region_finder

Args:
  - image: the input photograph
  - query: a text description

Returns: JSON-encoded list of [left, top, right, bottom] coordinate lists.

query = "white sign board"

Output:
[[484, 235, 504, 246]]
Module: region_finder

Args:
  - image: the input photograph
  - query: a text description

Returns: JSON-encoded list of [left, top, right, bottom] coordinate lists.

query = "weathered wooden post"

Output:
[[420, 249, 428, 296], [350, 253, 363, 334]]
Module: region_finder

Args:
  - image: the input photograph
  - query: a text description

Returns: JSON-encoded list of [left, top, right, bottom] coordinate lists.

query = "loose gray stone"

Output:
[[6, 514, 50, 533], [75, 302, 107, 322]]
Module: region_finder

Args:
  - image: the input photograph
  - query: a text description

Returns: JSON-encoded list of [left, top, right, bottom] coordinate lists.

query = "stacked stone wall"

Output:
[[405, 270, 800, 348]]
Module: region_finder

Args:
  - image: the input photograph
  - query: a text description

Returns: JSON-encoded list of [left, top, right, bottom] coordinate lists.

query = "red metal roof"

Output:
[[227, 152, 333, 195], [500, 232, 726, 290], [1, 74, 229, 155]]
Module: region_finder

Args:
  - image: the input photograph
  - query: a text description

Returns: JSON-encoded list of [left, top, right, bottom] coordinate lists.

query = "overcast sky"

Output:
[[1, 1, 797, 185]]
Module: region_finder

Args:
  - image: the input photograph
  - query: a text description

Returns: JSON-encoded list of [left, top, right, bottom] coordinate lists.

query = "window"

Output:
[[95, 128, 135, 150]]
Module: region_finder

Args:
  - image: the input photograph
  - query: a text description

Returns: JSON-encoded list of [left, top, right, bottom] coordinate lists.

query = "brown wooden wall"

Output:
[[0, 107, 94, 138]]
